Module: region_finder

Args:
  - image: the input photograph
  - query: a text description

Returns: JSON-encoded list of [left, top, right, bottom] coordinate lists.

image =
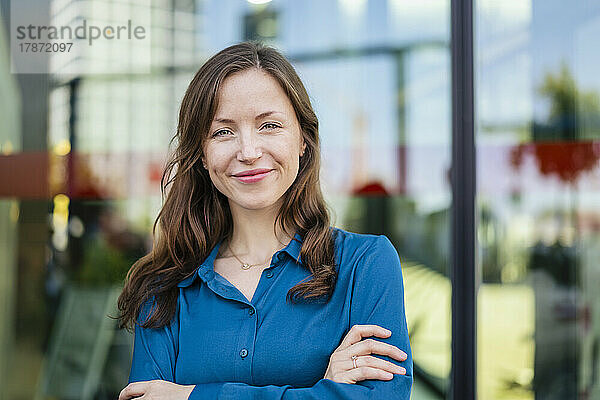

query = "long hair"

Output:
[[117, 42, 337, 330]]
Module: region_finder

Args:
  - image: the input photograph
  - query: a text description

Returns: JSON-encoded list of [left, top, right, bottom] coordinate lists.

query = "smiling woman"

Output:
[[116, 42, 413, 400]]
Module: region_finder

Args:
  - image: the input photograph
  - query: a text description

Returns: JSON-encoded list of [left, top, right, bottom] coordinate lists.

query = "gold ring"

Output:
[[351, 355, 358, 369]]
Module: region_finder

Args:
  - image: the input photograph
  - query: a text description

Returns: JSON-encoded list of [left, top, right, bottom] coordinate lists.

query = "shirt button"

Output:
[[248, 308, 255, 316], [265, 271, 274, 278], [240, 348, 248, 358]]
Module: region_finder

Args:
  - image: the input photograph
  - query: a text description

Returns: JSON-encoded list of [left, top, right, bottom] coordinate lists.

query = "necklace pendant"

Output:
[[241, 263, 252, 270]]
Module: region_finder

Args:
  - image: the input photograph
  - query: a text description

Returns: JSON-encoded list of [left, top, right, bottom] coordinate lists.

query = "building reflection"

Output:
[[476, 1, 600, 398]]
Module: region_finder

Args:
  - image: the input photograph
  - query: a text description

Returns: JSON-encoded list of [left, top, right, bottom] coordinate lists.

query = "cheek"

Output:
[[277, 145, 301, 177], [273, 142, 295, 162], [205, 146, 230, 170]]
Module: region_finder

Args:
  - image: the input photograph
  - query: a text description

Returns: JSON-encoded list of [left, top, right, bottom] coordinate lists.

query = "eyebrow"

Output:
[[213, 111, 283, 124]]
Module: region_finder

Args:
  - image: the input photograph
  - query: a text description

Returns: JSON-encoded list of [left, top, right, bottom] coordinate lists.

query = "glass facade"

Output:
[[0, 0, 598, 399], [476, 1, 600, 399]]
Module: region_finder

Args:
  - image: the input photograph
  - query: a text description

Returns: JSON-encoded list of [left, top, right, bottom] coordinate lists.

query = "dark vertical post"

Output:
[[451, 0, 476, 399], [67, 78, 80, 198]]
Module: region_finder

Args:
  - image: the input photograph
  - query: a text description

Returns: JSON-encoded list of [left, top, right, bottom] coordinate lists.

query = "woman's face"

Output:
[[203, 68, 306, 212]]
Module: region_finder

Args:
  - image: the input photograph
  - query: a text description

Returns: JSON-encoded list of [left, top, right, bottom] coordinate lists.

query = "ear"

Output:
[[300, 140, 307, 157]]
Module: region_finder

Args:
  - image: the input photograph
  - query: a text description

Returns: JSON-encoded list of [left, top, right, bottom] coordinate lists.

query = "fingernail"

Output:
[[384, 328, 392, 335], [384, 372, 394, 379], [396, 367, 406, 374]]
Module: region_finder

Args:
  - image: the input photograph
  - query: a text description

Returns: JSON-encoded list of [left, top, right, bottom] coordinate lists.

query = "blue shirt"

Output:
[[129, 227, 413, 399]]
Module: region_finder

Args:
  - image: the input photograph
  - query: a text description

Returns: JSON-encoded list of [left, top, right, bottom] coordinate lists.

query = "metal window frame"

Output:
[[451, 0, 476, 399]]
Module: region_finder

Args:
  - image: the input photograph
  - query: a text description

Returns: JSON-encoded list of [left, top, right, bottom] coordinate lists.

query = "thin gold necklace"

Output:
[[225, 240, 285, 270]]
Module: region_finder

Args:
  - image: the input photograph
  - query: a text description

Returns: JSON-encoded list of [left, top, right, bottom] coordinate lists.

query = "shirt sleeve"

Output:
[[128, 298, 179, 383], [189, 234, 413, 399]]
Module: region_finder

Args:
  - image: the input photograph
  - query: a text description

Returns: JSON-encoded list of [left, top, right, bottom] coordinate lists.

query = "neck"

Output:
[[222, 200, 294, 263]]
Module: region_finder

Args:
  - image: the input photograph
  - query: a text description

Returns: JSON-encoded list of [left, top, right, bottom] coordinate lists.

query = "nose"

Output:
[[237, 130, 262, 163]]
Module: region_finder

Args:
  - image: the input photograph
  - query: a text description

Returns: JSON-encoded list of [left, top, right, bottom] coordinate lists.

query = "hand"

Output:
[[118, 380, 195, 400], [323, 324, 407, 384]]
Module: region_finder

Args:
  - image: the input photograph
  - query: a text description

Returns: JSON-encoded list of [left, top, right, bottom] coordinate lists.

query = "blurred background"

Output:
[[0, 0, 599, 399]]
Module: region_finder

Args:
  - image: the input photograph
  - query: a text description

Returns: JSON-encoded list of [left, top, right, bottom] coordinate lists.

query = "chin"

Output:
[[231, 197, 281, 211]]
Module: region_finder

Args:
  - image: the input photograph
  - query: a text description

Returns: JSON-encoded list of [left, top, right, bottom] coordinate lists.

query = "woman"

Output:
[[117, 42, 413, 399]]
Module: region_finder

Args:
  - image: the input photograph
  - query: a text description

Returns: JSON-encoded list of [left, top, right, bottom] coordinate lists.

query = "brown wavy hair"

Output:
[[117, 42, 338, 330]]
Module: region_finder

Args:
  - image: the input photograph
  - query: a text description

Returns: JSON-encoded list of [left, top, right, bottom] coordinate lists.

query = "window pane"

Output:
[[1, 0, 452, 398], [476, 1, 600, 398]]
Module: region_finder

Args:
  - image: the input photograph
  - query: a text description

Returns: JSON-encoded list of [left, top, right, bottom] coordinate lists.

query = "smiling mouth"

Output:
[[233, 170, 272, 183]]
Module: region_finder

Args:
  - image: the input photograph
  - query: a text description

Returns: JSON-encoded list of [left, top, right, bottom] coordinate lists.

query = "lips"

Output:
[[233, 169, 273, 183], [233, 168, 273, 177]]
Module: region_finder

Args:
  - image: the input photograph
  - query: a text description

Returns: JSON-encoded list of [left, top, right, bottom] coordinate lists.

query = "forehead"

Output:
[[214, 68, 294, 117]]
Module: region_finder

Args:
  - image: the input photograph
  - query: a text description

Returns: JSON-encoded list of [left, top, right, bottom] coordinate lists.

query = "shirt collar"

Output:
[[283, 231, 303, 264], [177, 231, 303, 288]]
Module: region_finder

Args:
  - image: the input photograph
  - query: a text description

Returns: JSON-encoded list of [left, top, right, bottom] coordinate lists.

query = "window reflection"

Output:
[[476, 0, 600, 398]]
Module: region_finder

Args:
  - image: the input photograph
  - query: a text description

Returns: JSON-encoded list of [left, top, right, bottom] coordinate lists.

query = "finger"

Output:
[[347, 366, 394, 383], [338, 324, 392, 350], [351, 355, 406, 375], [347, 338, 407, 361], [118, 381, 149, 400]]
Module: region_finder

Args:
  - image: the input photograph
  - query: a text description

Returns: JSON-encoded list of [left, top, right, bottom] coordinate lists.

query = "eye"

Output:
[[261, 122, 281, 131], [212, 129, 233, 138]]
